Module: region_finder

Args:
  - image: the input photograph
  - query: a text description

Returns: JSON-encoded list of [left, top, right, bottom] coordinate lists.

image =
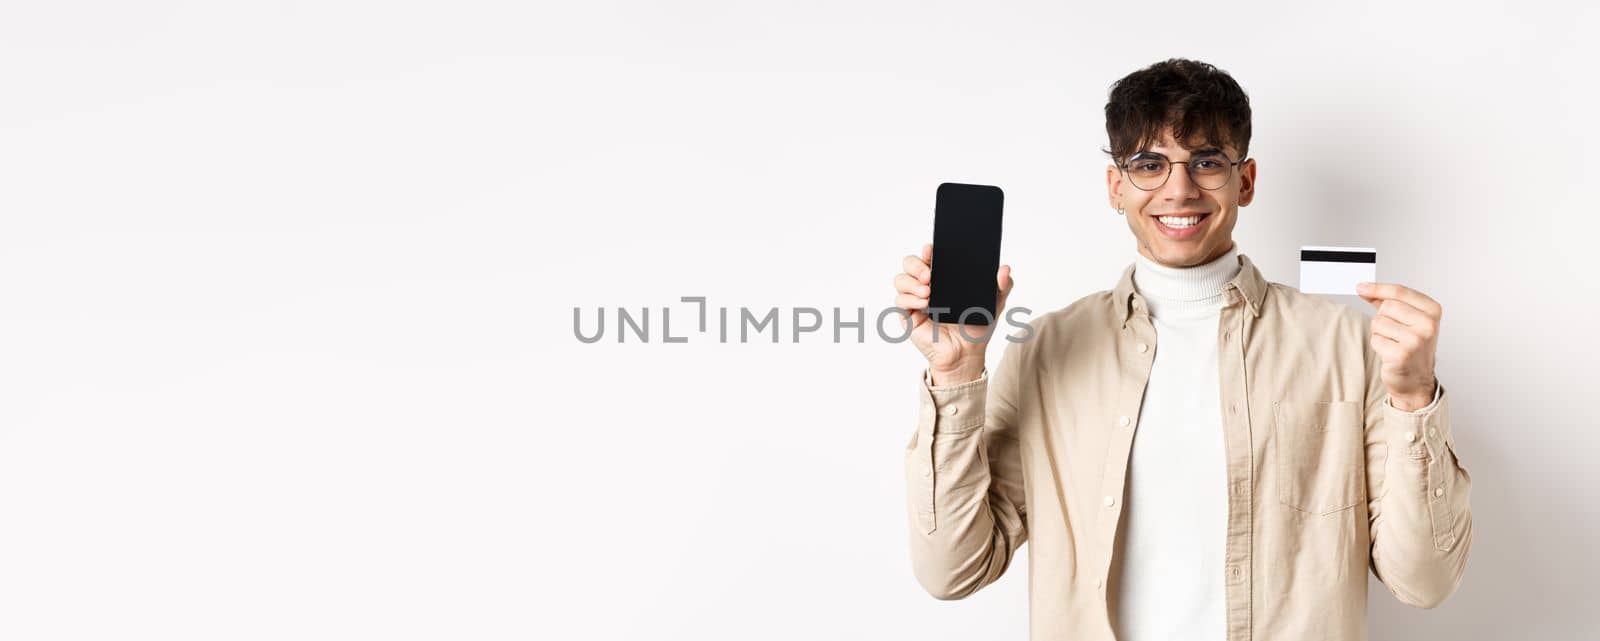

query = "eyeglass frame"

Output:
[[1116, 149, 1249, 191]]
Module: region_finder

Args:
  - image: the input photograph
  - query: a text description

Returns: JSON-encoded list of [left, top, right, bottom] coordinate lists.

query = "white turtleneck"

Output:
[[1111, 245, 1240, 641]]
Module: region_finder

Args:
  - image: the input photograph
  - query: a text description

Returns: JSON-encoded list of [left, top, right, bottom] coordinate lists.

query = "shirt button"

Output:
[[941, 405, 959, 416], [1103, 495, 1115, 508], [1429, 428, 1438, 439], [1136, 343, 1149, 353], [1222, 332, 1230, 342], [1228, 403, 1237, 415], [1435, 487, 1444, 497], [1118, 415, 1130, 427], [922, 464, 932, 478], [1404, 431, 1416, 442], [1095, 578, 1104, 589]]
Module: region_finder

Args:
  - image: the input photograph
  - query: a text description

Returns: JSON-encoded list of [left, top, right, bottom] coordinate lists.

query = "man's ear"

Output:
[[1237, 158, 1257, 207], [1106, 164, 1122, 208]]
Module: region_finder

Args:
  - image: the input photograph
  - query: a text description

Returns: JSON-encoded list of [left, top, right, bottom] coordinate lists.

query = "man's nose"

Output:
[[1161, 163, 1201, 200]]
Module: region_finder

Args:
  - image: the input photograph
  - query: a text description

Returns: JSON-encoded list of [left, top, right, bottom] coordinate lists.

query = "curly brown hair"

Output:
[[1103, 58, 1252, 166]]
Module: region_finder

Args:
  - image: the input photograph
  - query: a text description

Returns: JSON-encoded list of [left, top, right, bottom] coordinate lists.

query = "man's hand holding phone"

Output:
[[894, 242, 1014, 387]]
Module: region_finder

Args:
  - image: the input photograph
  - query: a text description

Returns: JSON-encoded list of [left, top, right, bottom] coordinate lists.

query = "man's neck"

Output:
[[1132, 246, 1241, 319]]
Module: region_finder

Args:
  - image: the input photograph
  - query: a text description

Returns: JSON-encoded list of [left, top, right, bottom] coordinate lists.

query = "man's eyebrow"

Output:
[[1131, 145, 1226, 158]]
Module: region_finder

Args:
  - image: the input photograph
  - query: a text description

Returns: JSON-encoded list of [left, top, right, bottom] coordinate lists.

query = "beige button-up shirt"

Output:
[[904, 254, 1473, 641]]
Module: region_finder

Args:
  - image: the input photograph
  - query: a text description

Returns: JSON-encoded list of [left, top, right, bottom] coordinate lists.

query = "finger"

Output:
[[922, 243, 932, 265], [1373, 298, 1433, 330], [1357, 282, 1441, 316], [1369, 332, 1405, 362], [996, 264, 1014, 311], [902, 254, 930, 284], [901, 254, 927, 278], [902, 308, 932, 344], [1371, 315, 1422, 349], [894, 273, 929, 297], [895, 293, 929, 310], [908, 307, 928, 330], [896, 306, 929, 331]]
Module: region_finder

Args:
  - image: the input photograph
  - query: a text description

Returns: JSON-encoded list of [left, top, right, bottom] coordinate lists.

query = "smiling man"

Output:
[[892, 58, 1472, 641]]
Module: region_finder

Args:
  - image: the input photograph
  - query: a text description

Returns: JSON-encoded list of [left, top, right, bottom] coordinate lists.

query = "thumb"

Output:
[[900, 307, 930, 334], [997, 264, 1014, 310]]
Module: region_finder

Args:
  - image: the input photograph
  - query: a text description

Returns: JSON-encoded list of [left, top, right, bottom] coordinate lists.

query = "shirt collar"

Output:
[[1114, 252, 1267, 327]]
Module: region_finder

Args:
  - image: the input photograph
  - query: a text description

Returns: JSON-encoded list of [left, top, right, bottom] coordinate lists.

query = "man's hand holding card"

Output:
[[1299, 246, 1441, 412], [1357, 280, 1441, 412]]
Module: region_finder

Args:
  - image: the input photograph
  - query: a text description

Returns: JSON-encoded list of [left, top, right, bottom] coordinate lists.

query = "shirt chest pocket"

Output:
[[1274, 400, 1366, 515]]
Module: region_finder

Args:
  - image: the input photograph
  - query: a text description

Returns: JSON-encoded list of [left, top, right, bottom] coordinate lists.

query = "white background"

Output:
[[2, 1, 1597, 639]]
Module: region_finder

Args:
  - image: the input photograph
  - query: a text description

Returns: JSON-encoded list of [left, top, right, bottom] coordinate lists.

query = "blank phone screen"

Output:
[[928, 182, 1004, 326]]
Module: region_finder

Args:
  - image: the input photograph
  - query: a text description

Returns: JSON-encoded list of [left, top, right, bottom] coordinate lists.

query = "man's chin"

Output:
[[1144, 242, 1215, 268]]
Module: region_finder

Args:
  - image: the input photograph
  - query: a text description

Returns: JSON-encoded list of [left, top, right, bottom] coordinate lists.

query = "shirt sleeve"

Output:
[[903, 343, 1030, 600], [1364, 340, 1473, 609], [1384, 380, 1442, 413]]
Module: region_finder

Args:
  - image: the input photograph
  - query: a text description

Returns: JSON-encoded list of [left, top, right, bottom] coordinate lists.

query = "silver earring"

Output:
[[1116, 206, 1125, 216]]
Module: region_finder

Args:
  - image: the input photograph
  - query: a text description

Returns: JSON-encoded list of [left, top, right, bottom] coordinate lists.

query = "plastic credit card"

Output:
[[1299, 246, 1376, 295]]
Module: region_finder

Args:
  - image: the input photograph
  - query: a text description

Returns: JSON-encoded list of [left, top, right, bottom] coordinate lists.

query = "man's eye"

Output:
[[1194, 159, 1223, 170], [1134, 162, 1164, 172]]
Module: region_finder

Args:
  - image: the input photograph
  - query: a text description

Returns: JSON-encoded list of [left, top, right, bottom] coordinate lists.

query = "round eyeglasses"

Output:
[[1118, 151, 1247, 191]]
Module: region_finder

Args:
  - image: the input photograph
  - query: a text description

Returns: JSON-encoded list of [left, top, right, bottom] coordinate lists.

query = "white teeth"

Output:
[[1158, 215, 1204, 228]]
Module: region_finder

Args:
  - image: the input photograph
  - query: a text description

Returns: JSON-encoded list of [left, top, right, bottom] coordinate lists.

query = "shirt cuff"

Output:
[[919, 367, 988, 433], [922, 367, 988, 390], [1381, 382, 1448, 459], [1384, 380, 1442, 414]]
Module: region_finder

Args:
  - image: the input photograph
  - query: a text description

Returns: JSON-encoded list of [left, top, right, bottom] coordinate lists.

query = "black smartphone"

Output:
[[928, 182, 1004, 326]]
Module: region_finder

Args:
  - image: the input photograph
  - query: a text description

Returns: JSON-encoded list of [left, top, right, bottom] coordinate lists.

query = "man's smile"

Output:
[[1151, 211, 1212, 239]]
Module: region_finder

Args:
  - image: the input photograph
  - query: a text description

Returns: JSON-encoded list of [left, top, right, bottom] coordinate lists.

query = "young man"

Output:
[[892, 59, 1471, 641]]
